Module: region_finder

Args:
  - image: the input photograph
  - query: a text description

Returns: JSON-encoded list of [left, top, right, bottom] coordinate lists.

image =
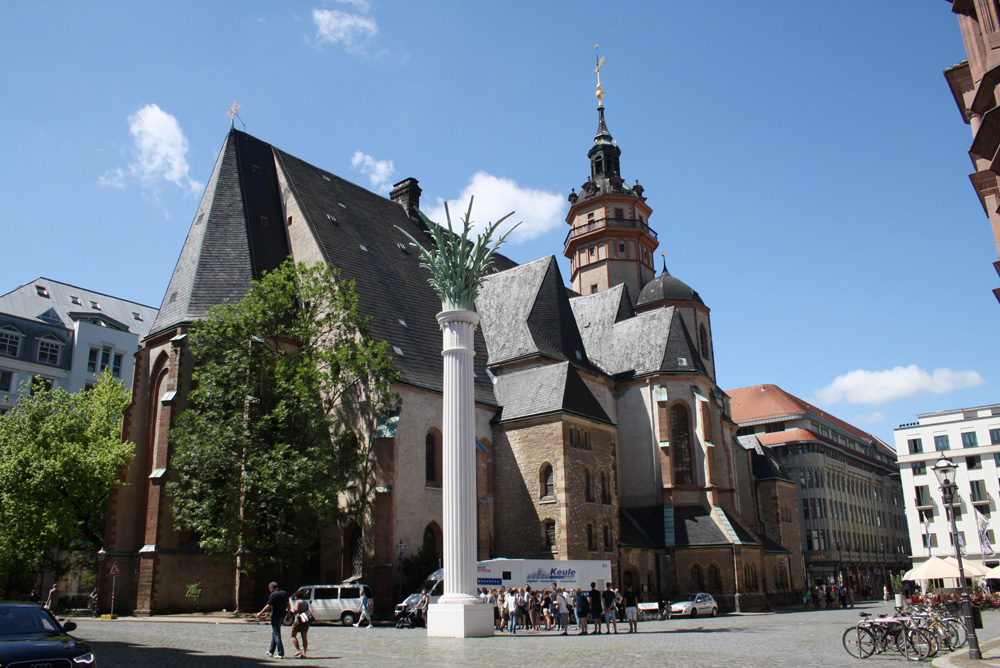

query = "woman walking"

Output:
[[289, 591, 311, 659]]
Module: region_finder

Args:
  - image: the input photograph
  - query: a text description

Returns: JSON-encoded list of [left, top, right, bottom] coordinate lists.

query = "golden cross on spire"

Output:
[[227, 100, 241, 129], [594, 45, 605, 105]]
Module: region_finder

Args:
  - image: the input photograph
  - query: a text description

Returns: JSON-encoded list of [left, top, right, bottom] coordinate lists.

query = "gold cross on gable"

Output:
[[594, 45, 605, 104]]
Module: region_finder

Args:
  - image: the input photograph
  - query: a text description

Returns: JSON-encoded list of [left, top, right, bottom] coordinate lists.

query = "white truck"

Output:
[[396, 558, 613, 617]]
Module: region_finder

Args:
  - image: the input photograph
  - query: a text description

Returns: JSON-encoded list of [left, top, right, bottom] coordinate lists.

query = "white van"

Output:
[[291, 583, 373, 626]]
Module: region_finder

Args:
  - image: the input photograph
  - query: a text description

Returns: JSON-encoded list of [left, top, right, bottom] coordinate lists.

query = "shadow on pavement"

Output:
[[88, 639, 343, 666]]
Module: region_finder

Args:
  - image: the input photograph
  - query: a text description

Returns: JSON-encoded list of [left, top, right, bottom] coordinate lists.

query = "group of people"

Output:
[[256, 582, 313, 660], [257, 582, 374, 660], [802, 584, 855, 609], [480, 581, 641, 635]]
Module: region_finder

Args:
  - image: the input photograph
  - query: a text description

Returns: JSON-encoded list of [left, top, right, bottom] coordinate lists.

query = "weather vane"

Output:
[[594, 44, 605, 106], [227, 100, 241, 129]]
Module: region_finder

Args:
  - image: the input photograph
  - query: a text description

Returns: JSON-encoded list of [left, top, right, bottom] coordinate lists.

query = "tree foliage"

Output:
[[0, 371, 133, 579], [167, 260, 398, 574]]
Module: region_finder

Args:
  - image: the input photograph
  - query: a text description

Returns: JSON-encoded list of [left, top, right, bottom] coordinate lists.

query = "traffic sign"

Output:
[[109, 561, 120, 576]]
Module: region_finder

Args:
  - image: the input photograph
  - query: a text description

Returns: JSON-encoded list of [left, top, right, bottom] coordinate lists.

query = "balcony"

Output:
[[564, 216, 658, 246]]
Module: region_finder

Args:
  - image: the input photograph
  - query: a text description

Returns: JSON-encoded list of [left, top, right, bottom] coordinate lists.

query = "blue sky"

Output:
[[2, 2, 996, 445]]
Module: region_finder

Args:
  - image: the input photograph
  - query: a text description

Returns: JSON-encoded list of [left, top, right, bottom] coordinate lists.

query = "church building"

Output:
[[101, 89, 802, 615]]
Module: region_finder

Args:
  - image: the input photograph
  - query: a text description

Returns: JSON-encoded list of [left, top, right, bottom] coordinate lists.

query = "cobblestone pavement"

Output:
[[69, 601, 1000, 668]]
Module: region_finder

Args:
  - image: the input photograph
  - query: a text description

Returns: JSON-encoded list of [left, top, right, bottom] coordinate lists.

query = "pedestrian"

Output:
[[354, 587, 373, 628], [506, 587, 520, 634], [556, 587, 570, 634], [44, 583, 59, 612], [289, 590, 312, 659], [588, 582, 603, 634], [602, 583, 618, 633], [88, 587, 99, 617], [28, 589, 40, 605], [573, 588, 589, 634], [541, 590, 553, 630], [256, 581, 290, 659], [623, 584, 639, 633], [414, 588, 430, 628]]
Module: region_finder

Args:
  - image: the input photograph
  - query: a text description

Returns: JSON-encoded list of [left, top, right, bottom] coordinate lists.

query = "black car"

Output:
[[0, 603, 95, 667]]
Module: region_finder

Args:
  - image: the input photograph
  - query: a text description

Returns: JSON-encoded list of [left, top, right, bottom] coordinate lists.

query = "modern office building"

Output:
[[943, 1, 1000, 304], [0, 278, 158, 411], [896, 403, 1000, 569], [729, 384, 910, 595]]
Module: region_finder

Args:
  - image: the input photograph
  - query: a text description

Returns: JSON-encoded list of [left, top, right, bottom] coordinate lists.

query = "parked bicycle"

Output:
[[842, 611, 936, 661]]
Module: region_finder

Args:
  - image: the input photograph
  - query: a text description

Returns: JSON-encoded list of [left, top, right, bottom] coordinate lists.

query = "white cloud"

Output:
[[423, 172, 566, 244], [99, 104, 202, 196], [351, 150, 395, 192], [812, 365, 985, 406], [852, 411, 884, 425], [312, 8, 377, 54]]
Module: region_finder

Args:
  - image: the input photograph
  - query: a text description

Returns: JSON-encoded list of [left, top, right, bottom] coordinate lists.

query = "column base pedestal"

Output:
[[426, 601, 495, 638]]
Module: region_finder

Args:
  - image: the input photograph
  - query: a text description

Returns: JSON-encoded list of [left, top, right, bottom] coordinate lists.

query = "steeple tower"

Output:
[[564, 51, 658, 300]]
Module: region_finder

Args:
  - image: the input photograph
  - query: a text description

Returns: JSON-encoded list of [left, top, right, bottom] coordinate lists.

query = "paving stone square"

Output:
[[66, 601, 1000, 668]]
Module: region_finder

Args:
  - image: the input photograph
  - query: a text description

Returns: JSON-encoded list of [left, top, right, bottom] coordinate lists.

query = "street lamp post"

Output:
[[96, 548, 106, 617], [933, 455, 982, 661]]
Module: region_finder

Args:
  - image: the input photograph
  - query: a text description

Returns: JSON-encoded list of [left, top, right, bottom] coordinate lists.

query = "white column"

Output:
[[427, 309, 494, 637]]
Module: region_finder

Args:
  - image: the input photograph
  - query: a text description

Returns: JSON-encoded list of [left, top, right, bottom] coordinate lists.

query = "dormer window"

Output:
[[37, 336, 63, 366], [90, 301, 101, 310], [0, 327, 24, 358], [37, 308, 62, 326], [70, 296, 82, 305], [35, 285, 49, 298]]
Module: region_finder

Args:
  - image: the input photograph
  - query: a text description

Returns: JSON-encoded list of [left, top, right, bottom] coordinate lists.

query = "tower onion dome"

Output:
[[635, 266, 704, 307]]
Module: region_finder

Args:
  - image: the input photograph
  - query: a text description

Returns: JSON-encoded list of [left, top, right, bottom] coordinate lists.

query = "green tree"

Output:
[[167, 260, 397, 608], [0, 371, 133, 581]]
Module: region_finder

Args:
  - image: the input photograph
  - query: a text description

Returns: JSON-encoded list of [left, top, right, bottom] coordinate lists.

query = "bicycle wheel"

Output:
[[901, 628, 934, 662], [843, 626, 876, 658], [945, 619, 967, 649]]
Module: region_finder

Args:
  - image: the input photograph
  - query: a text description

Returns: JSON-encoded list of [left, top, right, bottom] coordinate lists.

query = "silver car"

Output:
[[290, 584, 373, 626], [669, 592, 718, 617]]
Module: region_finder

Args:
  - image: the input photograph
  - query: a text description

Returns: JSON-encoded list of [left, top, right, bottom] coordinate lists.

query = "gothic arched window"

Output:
[[699, 324, 711, 361], [670, 404, 694, 485]]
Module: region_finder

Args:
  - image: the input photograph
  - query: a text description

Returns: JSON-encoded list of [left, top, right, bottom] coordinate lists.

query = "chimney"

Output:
[[390, 178, 422, 219]]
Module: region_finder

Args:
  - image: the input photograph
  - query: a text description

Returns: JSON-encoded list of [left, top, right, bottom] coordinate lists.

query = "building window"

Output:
[[585, 468, 595, 503], [425, 432, 441, 488], [670, 404, 694, 485], [690, 565, 704, 591], [991, 428, 1000, 445], [934, 435, 950, 451], [30, 376, 53, 393], [37, 339, 62, 366], [541, 464, 555, 499], [618, 242, 625, 255], [88, 346, 124, 377], [0, 369, 11, 392], [587, 524, 596, 552], [0, 329, 22, 358], [589, 246, 596, 258], [590, 284, 598, 294], [908, 438, 923, 454], [603, 525, 611, 552], [698, 325, 711, 361], [600, 470, 611, 505], [971, 480, 988, 503], [962, 432, 979, 448], [968, 455, 982, 470], [915, 486, 931, 507], [765, 421, 785, 434], [544, 521, 556, 551], [912, 461, 926, 475], [707, 565, 722, 593]]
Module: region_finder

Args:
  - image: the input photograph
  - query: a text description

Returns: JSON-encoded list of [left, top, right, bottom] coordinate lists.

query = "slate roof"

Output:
[[491, 361, 612, 425], [737, 434, 792, 483], [635, 267, 705, 308], [477, 256, 595, 372], [0, 277, 158, 336], [153, 131, 289, 336], [570, 285, 707, 378], [674, 505, 729, 547], [152, 129, 515, 405], [620, 506, 665, 548]]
